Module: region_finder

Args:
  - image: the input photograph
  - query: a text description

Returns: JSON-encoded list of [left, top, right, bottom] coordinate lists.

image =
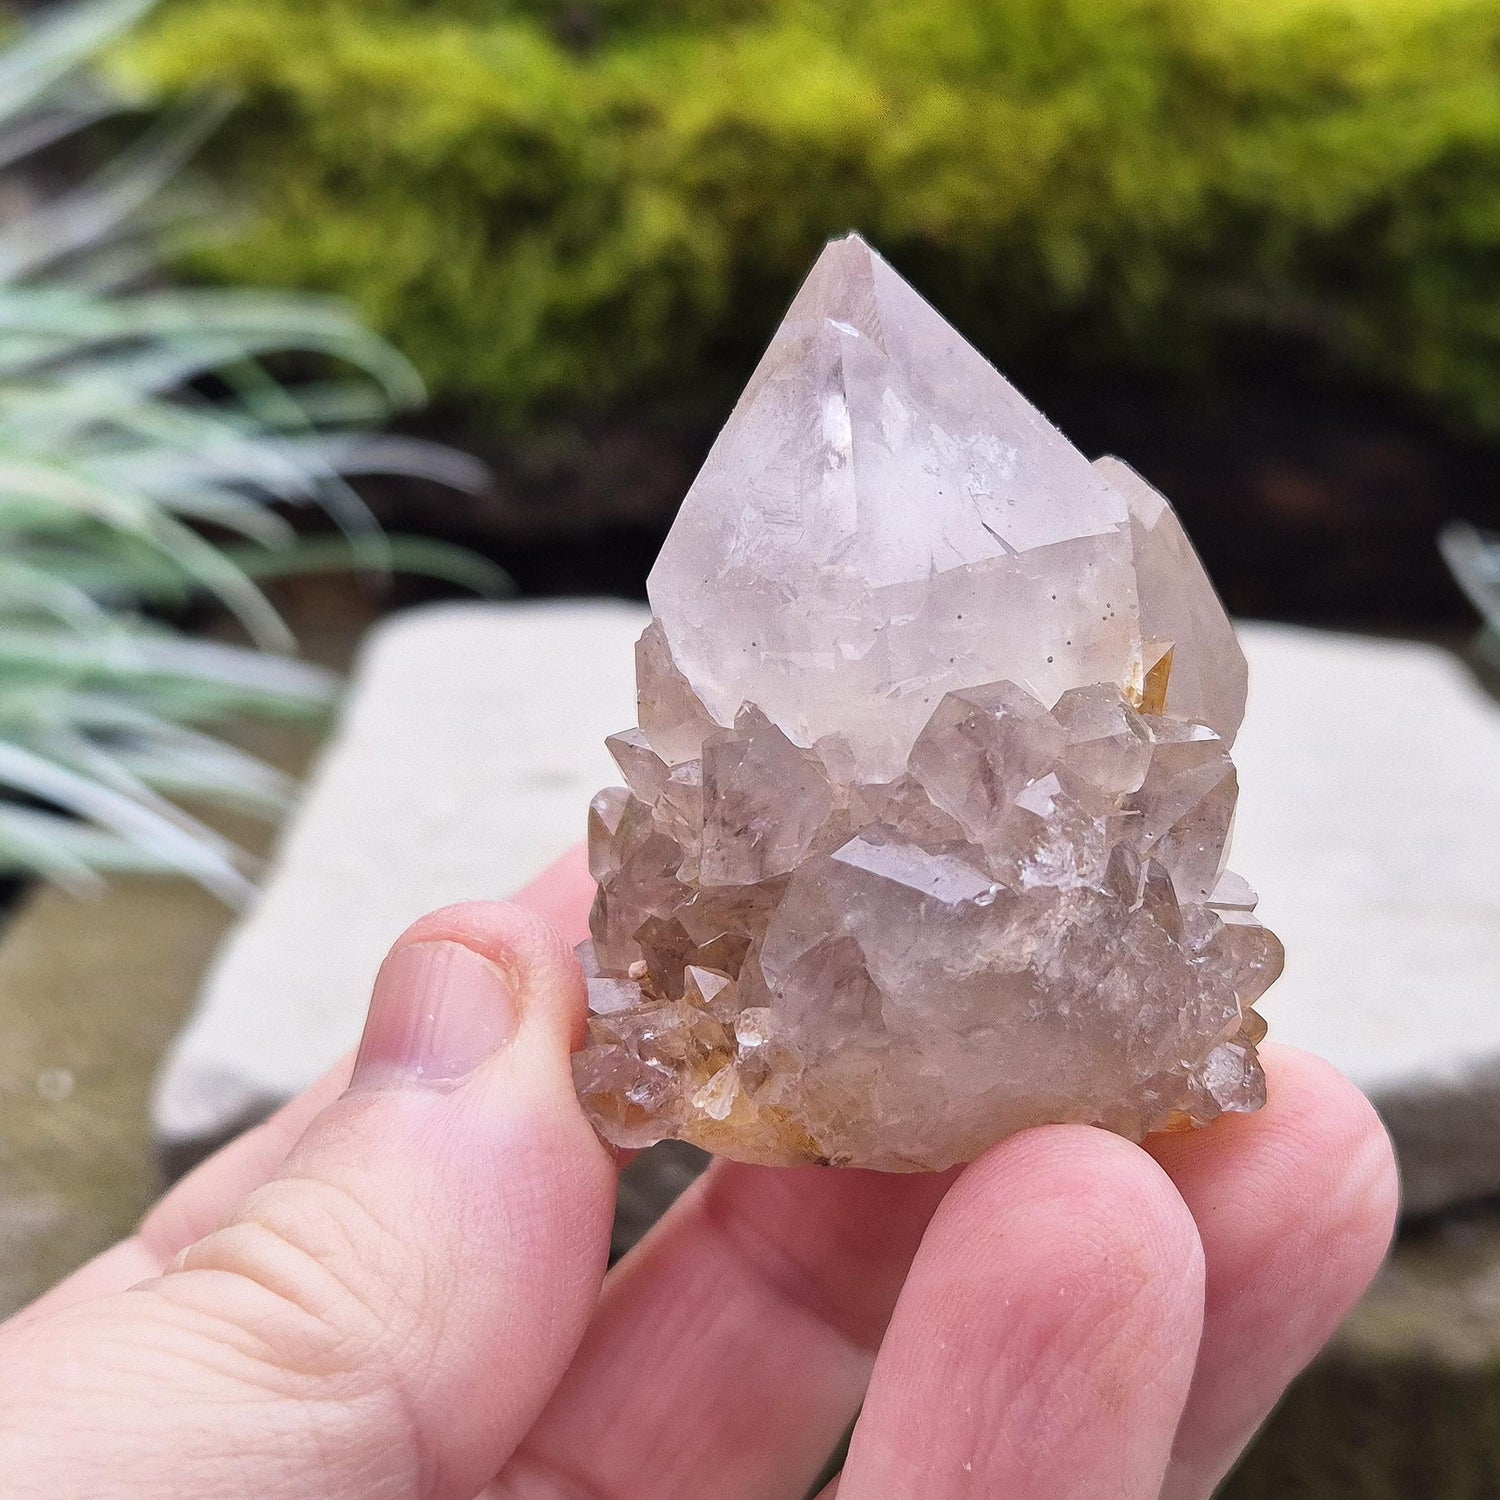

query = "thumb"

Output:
[[0, 902, 617, 1500]]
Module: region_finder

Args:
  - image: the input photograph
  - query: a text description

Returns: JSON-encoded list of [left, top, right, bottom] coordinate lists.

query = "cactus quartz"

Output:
[[573, 234, 1281, 1171]]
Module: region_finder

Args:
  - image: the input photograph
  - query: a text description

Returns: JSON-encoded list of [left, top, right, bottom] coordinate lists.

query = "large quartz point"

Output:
[[573, 234, 1281, 1171]]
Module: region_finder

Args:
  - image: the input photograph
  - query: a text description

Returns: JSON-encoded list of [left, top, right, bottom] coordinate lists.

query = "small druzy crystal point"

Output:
[[573, 233, 1282, 1171]]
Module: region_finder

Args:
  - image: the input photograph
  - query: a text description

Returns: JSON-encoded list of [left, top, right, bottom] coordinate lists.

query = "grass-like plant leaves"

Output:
[[0, 0, 496, 900]]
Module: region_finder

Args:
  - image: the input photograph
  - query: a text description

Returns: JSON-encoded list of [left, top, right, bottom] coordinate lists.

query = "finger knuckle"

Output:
[[168, 1171, 434, 1404]]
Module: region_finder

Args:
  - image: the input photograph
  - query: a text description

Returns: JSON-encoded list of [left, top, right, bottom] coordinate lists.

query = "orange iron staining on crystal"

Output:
[[572, 234, 1281, 1171]]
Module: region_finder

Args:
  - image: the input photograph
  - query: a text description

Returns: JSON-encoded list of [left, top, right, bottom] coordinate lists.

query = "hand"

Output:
[[0, 846, 1397, 1500]]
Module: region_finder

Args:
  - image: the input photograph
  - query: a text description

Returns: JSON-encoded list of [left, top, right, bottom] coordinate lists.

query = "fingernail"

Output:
[[351, 940, 518, 1091]]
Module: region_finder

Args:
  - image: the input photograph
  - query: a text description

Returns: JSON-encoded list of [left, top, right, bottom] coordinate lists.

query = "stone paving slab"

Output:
[[153, 599, 645, 1150], [1235, 625, 1500, 1215], [153, 605, 1500, 1219]]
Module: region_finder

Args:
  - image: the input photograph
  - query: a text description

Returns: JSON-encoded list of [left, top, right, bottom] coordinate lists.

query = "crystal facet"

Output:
[[574, 234, 1281, 1170]]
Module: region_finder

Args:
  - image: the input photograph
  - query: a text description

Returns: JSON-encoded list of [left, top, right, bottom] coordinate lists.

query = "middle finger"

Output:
[[837, 1127, 1204, 1500], [494, 1158, 957, 1500]]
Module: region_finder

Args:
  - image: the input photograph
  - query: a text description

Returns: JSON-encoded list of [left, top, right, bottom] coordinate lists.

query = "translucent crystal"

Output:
[[700, 708, 833, 886], [645, 235, 1142, 782], [574, 234, 1281, 1170]]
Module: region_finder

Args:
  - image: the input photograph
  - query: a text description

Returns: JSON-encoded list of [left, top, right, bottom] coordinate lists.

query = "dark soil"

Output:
[[376, 367, 1496, 630]]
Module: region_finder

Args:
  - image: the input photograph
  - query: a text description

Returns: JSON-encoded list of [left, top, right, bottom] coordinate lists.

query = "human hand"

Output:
[[0, 846, 1397, 1500]]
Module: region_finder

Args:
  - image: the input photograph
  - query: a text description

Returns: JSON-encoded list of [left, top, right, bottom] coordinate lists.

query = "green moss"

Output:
[[116, 0, 1500, 431]]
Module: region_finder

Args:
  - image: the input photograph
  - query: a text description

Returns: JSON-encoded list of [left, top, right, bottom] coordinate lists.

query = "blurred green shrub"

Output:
[[118, 0, 1500, 431]]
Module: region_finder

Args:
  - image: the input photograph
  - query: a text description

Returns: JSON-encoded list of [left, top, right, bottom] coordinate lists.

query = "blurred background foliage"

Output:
[[119, 0, 1500, 431], [0, 0, 1494, 894], [0, 0, 501, 895], [111, 0, 1500, 619]]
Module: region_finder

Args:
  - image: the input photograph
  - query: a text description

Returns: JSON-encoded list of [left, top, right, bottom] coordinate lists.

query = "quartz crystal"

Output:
[[573, 234, 1282, 1171]]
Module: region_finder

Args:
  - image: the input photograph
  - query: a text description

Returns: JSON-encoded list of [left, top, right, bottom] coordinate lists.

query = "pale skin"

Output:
[[0, 845, 1398, 1499]]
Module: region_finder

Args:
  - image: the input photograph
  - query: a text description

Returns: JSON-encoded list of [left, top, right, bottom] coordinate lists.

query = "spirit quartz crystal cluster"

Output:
[[573, 234, 1282, 1171]]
